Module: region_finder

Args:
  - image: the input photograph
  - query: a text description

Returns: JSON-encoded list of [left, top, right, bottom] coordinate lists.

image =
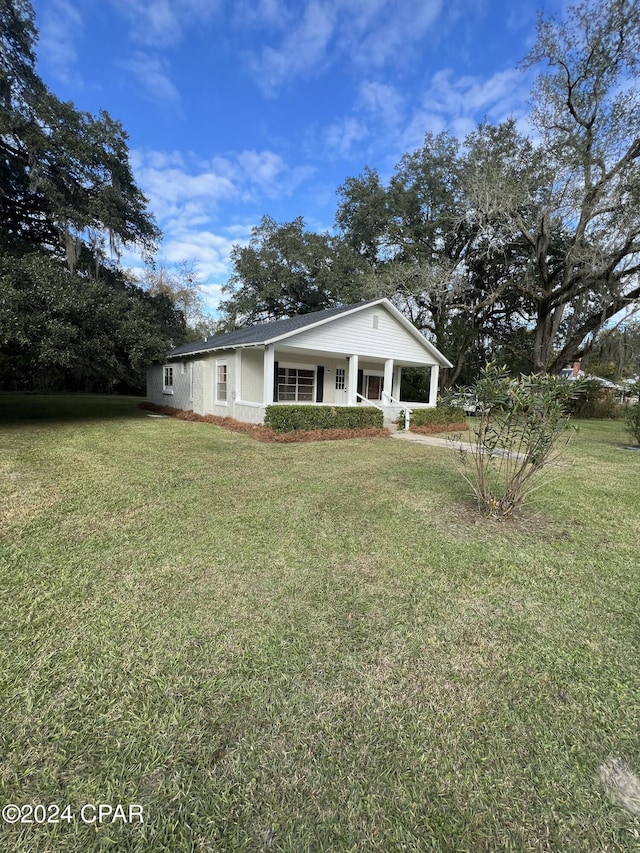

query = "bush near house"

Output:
[[264, 404, 383, 433], [398, 406, 467, 433], [625, 401, 640, 445], [139, 402, 387, 441], [566, 379, 622, 418]]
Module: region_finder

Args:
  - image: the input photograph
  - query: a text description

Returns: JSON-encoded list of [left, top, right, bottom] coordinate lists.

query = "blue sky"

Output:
[[31, 0, 565, 313]]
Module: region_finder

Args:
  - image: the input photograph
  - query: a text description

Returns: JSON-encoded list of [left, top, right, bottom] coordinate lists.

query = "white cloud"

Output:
[[323, 117, 369, 158], [118, 52, 181, 105], [250, 0, 336, 93], [37, 0, 83, 84], [199, 284, 226, 314], [399, 66, 534, 151], [359, 81, 404, 128], [109, 0, 220, 48], [348, 0, 444, 69], [138, 165, 238, 220], [244, 0, 446, 94], [236, 150, 315, 197], [134, 147, 314, 224], [232, 0, 291, 29], [130, 148, 315, 309], [161, 226, 254, 313]]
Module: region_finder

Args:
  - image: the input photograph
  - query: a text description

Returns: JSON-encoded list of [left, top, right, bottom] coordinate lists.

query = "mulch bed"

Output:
[[139, 402, 390, 443]]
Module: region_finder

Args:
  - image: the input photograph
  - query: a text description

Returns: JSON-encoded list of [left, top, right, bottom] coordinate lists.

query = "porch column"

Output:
[[263, 344, 275, 404], [383, 359, 394, 403], [393, 366, 402, 399], [347, 354, 358, 405], [429, 364, 440, 406]]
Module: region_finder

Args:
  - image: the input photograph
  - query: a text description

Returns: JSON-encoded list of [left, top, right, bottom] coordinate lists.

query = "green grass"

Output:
[[1, 395, 639, 852]]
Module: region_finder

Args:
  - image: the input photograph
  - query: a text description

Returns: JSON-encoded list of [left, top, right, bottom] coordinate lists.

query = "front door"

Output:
[[365, 374, 383, 401], [334, 366, 348, 404]]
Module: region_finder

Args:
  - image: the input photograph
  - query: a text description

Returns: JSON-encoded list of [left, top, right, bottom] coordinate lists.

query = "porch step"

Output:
[[384, 419, 399, 433]]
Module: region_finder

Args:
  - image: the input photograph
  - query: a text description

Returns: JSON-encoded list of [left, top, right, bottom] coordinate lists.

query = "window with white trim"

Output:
[[278, 367, 314, 402], [216, 363, 228, 403], [163, 365, 174, 393], [335, 368, 346, 390]]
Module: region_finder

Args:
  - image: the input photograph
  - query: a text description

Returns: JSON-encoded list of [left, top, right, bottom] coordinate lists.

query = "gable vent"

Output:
[[372, 314, 379, 329]]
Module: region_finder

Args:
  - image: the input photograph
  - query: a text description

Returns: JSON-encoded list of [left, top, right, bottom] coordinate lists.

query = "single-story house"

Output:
[[560, 361, 634, 403], [146, 298, 452, 427]]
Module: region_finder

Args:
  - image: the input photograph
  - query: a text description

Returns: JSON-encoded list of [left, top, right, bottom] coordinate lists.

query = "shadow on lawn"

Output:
[[0, 393, 147, 424]]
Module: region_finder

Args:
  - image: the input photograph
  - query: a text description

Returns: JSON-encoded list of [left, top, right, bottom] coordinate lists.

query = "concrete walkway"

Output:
[[391, 430, 525, 460], [390, 431, 474, 450]]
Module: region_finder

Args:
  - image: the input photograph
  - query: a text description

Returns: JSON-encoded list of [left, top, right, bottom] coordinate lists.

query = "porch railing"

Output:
[[382, 391, 412, 431], [355, 392, 385, 414], [357, 392, 413, 431]]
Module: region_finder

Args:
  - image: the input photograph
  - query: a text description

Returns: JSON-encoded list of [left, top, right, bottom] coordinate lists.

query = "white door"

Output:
[[334, 366, 348, 404]]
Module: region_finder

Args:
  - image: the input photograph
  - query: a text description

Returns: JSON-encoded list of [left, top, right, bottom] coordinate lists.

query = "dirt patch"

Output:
[[139, 402, 389, 443]]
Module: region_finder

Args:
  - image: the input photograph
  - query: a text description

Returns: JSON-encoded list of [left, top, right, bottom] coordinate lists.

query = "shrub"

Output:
[[397, 406, 468, 432], [453, 364, 583, 517], [412, 406, 465, 429], [264, 404, 383, 433], [139, 403, 388, 442], [625, 402, 640, 446], [566, 379, 622, 418]]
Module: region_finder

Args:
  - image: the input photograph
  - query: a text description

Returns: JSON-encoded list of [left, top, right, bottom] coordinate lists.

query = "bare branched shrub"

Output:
[[451, 364, 583, 516]]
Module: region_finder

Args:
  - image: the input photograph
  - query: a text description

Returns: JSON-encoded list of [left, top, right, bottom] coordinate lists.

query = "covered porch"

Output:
[[258, 343, 440, 428]]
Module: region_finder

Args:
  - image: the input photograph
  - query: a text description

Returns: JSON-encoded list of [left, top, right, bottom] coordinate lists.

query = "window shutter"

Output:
[[357, 369, 363, 400], [316, 366, 324, 403], [273, 360, 279, 402]]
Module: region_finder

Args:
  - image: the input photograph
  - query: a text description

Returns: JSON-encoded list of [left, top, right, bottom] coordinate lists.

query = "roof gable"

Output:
[[167, 298, 452, 367], [167, 300, 381, 358]]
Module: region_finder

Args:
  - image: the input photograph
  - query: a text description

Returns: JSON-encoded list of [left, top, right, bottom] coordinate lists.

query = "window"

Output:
[[278, 367, 314, 402], [335, 368, 346, 390], [163, 366, 174, 393], [216, 363, 227, 403]]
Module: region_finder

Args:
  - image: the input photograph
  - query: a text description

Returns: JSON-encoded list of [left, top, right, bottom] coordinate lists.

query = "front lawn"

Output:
[[1, 395, 638, 852]]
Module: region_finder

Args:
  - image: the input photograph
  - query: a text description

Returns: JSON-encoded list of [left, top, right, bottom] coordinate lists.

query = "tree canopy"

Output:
[[0, 0, 159, 268], [0, 0, 181, 393], [218, 215, 370, 328], [221, 0, 640, 385]]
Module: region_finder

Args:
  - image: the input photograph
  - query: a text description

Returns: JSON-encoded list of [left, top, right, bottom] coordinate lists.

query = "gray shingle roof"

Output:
[[167, 299, 381, 358]]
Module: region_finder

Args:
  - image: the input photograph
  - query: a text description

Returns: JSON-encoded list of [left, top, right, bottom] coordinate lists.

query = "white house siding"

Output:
[[233, 402, 265, 424], [192, 361, 204, 414], [146, 363, 192, 409], [171, 361, 194, 410], [239, 348, 263, 403], [284, 304, 436, 365], [197, 349, 236, 417]]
